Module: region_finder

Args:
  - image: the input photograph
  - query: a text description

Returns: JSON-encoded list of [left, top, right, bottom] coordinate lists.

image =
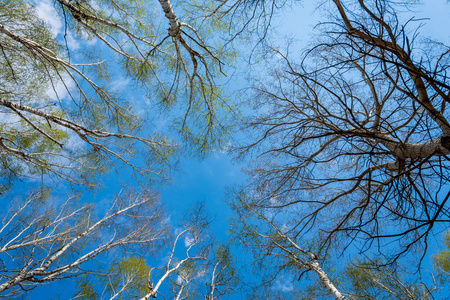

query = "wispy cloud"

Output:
[[35, 0, 62, 37], [183, 234, 195, 248], [45, 74, 76, 102], [272, 276, 294, 292]]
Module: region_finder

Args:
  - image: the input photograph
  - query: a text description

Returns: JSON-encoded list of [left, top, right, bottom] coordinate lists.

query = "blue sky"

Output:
[[5, 0, 450, 298]]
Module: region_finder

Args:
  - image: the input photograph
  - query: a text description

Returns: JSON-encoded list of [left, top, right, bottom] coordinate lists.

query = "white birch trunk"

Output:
[[158, 0, 180, 37]]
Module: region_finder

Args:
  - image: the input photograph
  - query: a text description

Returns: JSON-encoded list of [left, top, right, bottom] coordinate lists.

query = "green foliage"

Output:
[[73, 256, 151, 300], [104, 256, 150, 298], [0, 0, 240, 188], [433, 231, 450, 277], [170, 259, 202, 300], [75, 275, 99, 300], [0, 108, 72, 189], [214, 244, 239, 287], [342, 260, 432, 300], [0, 0, 59, 98]]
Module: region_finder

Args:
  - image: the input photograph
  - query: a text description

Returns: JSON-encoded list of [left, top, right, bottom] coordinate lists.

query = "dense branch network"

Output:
[[229, 188, 347, 299], [0, 190, 167, 297], [237, 0, 450, 262], [0, 0, 228, 187]]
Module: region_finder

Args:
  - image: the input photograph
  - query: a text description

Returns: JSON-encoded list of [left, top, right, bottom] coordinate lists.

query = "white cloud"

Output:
[[34, 0, 83, 50], [272, 276, 294, 292], [0, 112, 21, 124], [45, 74, 76, 102], [275, 51, 284, 60], [176, 275, 185, 285], [214, 141, 232, 156], [174, 227, 196, 248], [35, 0, 63, 37], [111, 77, 131, 91], [269, 195, 279, 205], [183, 234, 195, 248], [66, 33, 80, 51]]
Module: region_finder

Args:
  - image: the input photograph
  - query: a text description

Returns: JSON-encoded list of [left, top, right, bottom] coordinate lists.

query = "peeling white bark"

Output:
[[0, 23, 56, 57], [309, 259, 347, 300], [0, 192, 165, 295], [273, 239, 347, 300], [138, 227, 207, 300], [158, 0, 180, 37], [246, 202, 347, 300]]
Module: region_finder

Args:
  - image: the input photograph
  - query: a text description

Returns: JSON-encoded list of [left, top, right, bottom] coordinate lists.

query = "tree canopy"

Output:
[[1, 0, 450, 299], [0, 0, 236, 189], [235, 0, 450, 263]]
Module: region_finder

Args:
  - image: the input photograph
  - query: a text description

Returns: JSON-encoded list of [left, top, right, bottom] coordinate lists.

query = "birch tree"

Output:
[[342, 260, 436, 300], [236, 0, 450, 263], [203, 245, 239, 300], [73, 223, 210, 300], [73, 240, 239, 300], [0, 189, 168, 298], [169, 244, 239, 300], [139, 203, 213, 300], [141, 224, 210, 299], [0, 0, 232, 188], [228, 186, 347, 300], [70, 202, 237, 300]]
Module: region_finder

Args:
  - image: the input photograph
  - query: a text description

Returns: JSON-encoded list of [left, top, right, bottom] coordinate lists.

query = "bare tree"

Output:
[[0, 189, 168, 298], [187, 0, 284, 43], [160, 244, 239, 300], [73, 225, 210, 300], [167, 242, 240, 300], [236, 0, 450, 263]]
